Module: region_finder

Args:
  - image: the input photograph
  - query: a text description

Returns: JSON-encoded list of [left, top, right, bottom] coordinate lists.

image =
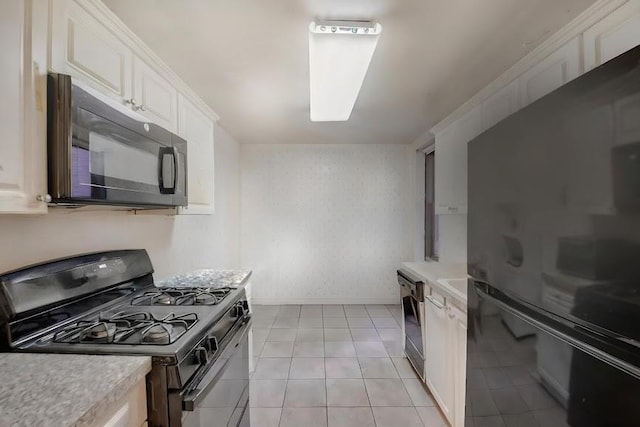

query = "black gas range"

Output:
[[0, 250, 251, 427]]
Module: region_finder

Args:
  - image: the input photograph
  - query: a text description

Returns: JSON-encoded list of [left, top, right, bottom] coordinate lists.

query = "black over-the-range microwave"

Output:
[[47, 73, 188, 208]]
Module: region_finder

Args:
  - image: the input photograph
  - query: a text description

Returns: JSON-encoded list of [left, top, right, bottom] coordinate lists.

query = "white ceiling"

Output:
[[104, 0, 596, 145]]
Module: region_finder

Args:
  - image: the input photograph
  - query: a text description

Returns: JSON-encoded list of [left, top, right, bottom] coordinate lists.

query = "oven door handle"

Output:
[[181, 316, 252, 411]]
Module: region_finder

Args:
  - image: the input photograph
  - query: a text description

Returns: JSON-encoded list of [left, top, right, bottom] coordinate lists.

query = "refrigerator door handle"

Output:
[[474, 282, 640, 380]]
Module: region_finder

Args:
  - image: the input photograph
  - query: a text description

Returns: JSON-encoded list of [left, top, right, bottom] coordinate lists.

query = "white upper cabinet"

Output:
[[518, 37, 581, 107], [434, 105, 482, 215], [50, 0, 182, 135], [481, 79, 519, 132], [44, 0, 219, 215], [133, 57, 178, 133], [584, 0, 640, 71], [50, 0, 133, 102], [0, 0, 47, 214], [178, 95, 215, 215]]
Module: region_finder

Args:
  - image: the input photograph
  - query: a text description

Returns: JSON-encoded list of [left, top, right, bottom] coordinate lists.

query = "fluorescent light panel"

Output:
[[309, 20, 382, 122]]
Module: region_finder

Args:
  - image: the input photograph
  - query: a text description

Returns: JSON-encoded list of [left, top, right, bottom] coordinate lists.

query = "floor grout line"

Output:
[[253, 305, 434, 427]]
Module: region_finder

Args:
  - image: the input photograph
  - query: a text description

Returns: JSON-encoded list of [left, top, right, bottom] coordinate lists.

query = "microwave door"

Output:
[[48, 73, 187, 208], [72, 108, 175, 206]]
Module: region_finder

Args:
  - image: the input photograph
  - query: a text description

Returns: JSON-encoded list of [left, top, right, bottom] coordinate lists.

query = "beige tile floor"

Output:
[[249, 304, 448, 427]]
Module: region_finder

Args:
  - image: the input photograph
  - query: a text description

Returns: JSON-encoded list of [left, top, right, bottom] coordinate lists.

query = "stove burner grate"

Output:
[[50, 311, 198, 345], [130, 287, 231, 306]]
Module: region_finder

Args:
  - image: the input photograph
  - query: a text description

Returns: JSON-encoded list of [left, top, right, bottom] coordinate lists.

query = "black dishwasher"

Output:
[[398, 268, 425, 380]]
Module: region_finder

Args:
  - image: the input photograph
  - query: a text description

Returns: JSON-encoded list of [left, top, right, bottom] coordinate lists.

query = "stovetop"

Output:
[[14, 285, 245, 361], [47, 310, 198, 346], [0, 250, 251, 366], [130, 287, 232, 306]]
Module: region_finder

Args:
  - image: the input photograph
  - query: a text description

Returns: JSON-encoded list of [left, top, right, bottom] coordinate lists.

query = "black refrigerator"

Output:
[[467, 44, 640, 426]]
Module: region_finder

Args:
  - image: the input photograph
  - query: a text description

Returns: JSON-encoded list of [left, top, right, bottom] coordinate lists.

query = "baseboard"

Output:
[[251, 297, 399, 305]]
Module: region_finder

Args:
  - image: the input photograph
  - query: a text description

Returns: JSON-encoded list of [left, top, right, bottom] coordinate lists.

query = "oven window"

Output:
[[425, 151, 436, 259]]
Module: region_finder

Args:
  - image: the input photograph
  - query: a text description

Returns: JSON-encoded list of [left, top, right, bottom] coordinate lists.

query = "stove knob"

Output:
[[208, 336, 219, 355], [232, 302, 245, 318], [194, 346, 209, 364]]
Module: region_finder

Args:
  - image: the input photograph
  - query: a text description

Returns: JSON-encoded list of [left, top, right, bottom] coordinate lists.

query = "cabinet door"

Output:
[[133, 57, 178, 132], [178, 94, 215, 214], [50, 0, 133, 102], [0, 0, 47, 214], [481, 80, 519, 131], [101, 402, 130, 427], [449, 305, 467, 427], [91, 380, 146, 427], [434, 105, 482, 215], [584, 0, 640, 71], [424, 290, 454, 423], [518, 37, 581, 106]]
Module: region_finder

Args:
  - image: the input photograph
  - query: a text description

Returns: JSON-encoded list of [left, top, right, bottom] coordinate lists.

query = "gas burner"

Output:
[[142, 324, 172, 344], [50, 311, 198, 346], [86, 323, 116, 341], [194, 291, 217, 305], [131, 287, 231, 306], [52, 321, 119, 344], [155, 293, 175, 305]]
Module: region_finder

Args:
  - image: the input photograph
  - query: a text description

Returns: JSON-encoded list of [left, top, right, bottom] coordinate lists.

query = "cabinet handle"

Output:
[[125, 99, 145, 111], [426, 295, 444, 310]]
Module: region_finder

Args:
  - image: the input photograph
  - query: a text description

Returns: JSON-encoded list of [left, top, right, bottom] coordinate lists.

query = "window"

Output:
[[425, 151, 437, 260]]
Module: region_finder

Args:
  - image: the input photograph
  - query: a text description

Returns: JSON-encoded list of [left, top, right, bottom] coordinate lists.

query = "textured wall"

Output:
[[0, 125, 240, 280], [241, 144, 413, 304]]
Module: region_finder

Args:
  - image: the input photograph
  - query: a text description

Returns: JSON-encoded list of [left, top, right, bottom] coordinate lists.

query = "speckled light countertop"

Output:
[[402, 261, 468, 308], [156, 269, 252, 289], [0, 353, 150, 427]]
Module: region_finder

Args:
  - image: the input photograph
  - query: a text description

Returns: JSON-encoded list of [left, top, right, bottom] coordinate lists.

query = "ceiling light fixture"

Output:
[[308, 20, 382, 122]]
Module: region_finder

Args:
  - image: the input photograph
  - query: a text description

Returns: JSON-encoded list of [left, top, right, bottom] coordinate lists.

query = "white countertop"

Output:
[[156, 269, 252, 288], [402, 261, 468, 306], [0, 353, 150, 427]]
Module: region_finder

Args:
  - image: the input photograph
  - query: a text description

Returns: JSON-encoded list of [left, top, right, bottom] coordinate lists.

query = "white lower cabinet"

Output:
[[0, 0, 47, 214], [423, 286, 467, 427], [177, 94, 215, 214], [424, 288, 454, 424], [450, 304, 467, 427], [93, 379, 147, 427]]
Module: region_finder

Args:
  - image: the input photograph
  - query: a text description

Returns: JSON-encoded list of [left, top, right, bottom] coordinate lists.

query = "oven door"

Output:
[[179, 318, 251, 427]]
